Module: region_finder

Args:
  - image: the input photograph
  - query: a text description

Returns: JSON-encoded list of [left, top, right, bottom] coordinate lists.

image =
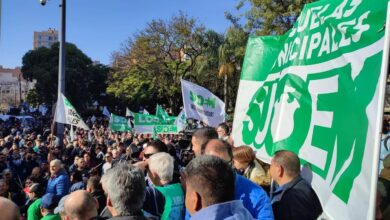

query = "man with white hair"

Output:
[[46, 159, 70, 199], [100, 163, 146, 219], [148, 152, 185, 220]]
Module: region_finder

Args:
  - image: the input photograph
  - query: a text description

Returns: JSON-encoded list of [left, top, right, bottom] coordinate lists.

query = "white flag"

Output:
[[175, 109, 187, 132], [102, 106, 110, 118], [143, 109, 150, 115], [54, 93, 89, 130], [126, 108, 134, 117], [70, 125, 75, 141], [181, 79, 225, 127]]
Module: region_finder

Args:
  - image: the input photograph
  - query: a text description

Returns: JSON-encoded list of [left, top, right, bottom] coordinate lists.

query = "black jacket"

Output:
[[271, 176, 322, 220], [91, 189, 107, 214]]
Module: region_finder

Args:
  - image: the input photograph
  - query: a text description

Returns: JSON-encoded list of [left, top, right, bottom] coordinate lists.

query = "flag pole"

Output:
[[370, 3, 390, 219]]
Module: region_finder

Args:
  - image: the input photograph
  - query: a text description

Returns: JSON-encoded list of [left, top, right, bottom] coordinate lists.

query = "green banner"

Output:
[[134, 113, 178, 134], [232, 0, 388, 219], [109, 113, 132, 132]]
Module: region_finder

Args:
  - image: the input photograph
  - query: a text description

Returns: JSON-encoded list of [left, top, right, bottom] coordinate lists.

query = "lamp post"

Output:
[[41, 0, 66, 147]]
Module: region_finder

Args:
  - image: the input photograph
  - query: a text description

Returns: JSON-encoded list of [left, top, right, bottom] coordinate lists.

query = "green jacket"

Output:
[[27, 198, 42, 220], [41, 213, 61, 220]]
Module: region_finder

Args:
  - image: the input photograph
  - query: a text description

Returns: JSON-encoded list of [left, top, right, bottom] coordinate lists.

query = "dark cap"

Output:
[[40, 193, 59, 210]]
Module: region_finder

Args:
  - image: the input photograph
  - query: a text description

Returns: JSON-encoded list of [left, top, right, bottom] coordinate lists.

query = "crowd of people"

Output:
[[0, 112, 327, 220]]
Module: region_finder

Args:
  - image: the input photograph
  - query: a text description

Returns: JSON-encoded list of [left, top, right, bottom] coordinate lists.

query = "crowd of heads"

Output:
[[0, 113, 327, 219]]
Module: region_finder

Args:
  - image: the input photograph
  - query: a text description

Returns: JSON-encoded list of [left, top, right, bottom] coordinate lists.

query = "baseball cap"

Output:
[[40, 193, 59, 210]]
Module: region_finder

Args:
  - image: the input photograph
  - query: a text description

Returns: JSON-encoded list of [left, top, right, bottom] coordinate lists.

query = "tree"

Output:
[[218, 27, 248, 110], [108, 13, 208, 113], [193, 30, 225, 99], [226, 0, 315, 35], [21, 43, 109, 111]]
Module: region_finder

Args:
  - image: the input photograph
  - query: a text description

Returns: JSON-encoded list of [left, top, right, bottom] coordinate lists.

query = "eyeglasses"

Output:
[[143, 153, 154, 159]]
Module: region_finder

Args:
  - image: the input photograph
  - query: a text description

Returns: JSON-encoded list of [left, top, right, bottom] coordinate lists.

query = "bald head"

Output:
[[0, 197, 20, 220], [64, 190, 97, 220], [203, 139, 233, 162]]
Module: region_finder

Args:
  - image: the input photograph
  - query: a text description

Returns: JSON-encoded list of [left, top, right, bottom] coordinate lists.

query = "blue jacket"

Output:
[[191, 200, 255, 220], [186, 174, 274, 220], [46, 169, 70, 199], [235, 174, 274, 220]]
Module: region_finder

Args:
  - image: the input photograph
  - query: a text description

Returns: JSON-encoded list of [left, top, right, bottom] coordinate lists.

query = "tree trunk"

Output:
[[224, 74, 228, 112]]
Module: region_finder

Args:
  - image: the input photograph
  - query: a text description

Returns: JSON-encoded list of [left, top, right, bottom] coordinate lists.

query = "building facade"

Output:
[[0, 66, 35, 110], [33, 28, 58, 49]]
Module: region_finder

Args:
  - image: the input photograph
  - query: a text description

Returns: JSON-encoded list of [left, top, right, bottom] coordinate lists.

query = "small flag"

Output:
[[102, 106, 110, 118]]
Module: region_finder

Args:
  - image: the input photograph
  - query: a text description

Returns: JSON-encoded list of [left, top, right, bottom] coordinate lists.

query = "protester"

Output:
[[269, 150, 322, 220], [143, 140, 168, 160], [184, 155, 254, 220], [148, 152, 185, 220], [40, 193, 61, 220], [46, 159, 70, 199], [100, 162, 147, 219], [0, 197, 21, 220], [102, 152, 113, 174], [191, 127, 218, 157], [378, 154, 390, 217], [64, 190, 98, 220], [216, 123, 230, 141], [203, 139, 274, 220], [24, 183, 44, 219], [69, 171, 86, 193], [0, 178, 11, 199], [86, 176, 106, 214], [233, 146, 271, 188]]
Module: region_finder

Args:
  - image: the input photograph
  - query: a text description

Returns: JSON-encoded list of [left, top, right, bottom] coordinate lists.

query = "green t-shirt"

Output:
[[41, 213, 61, 220], [155, 183, 185, 220], [27, 199, 42, 220]]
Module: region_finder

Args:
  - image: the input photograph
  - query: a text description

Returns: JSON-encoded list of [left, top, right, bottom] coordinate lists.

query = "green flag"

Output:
[[156, 104, 169, 120], [232, 0, 388, 219], [109, 113, 132, 132]]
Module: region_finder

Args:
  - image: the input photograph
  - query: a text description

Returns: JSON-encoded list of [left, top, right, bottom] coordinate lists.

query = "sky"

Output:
[[0, 0, 239, 68]]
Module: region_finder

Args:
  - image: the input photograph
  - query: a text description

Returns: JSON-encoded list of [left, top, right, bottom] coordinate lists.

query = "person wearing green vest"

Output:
[[40, 193, 61, 220], [148, 152, 185, 220], [26, 183, 44, 220]]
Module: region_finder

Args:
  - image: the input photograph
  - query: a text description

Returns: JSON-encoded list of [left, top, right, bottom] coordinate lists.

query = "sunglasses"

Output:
[[144, 153, 154, 159]]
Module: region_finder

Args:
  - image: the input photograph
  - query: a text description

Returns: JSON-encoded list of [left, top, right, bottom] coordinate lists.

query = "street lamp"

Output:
[[40, 0, 66, 147]]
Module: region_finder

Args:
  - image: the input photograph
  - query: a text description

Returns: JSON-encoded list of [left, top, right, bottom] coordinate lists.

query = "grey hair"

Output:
[[148, 152, 174, 182], [101, 162, 146, 215], [50, 159, 62, 166]]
